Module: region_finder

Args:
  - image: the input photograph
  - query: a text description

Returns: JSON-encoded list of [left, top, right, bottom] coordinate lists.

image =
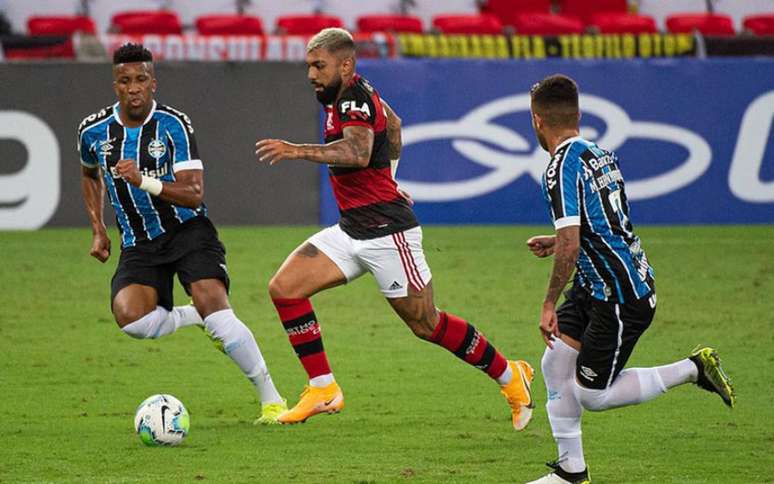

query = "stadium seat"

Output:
[[665, 13, 736, 36], [195, 15, 264, 36], [27, 15, 96, 36], [512, 13, 584, 35], [481, 0, 552, 28], [275, 14, 344, 35], [743, 14, 774, 35], [591, 13, 658, 34], [561, 0, 628, 23], [356, 14, 423, 34], [111, 11, 183, 35], [432, 14, 504, 35]]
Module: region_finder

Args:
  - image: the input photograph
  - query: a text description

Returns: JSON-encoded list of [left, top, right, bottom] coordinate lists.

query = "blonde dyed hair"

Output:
[[306, 27, 355, 55]]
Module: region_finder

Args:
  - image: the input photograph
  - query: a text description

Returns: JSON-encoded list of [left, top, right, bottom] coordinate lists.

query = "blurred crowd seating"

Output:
[[1, 0, 773, 59]]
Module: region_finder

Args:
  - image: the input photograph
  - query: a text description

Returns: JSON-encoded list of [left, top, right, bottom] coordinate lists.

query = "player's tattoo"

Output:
[[295, 126, 374, 167], [298, 243, 320, 258], [544, 228, 580, 304], [383, 100, 402, 159]]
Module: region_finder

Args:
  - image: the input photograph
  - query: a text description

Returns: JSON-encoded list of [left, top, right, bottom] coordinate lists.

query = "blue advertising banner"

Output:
[[321, 59, 774, 225]]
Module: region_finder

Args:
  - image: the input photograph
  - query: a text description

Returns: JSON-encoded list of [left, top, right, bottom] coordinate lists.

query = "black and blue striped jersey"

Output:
[[541, 136, 655, 303], [77, 101, 206, 248]]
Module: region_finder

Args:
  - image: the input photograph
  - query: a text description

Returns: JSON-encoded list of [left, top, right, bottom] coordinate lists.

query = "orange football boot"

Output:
[[277, 382, 344, 424], [500, 360, 535, 430]]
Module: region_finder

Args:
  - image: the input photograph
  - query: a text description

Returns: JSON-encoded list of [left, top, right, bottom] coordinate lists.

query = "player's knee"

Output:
[[112, 305, 149, 329], [268, 273, 294, 299]]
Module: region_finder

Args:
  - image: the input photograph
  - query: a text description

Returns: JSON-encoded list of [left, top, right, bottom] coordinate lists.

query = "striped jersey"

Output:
[[324, 74, 418, 239], [77, 101, 206, 248], [541, 136, 655, 303]]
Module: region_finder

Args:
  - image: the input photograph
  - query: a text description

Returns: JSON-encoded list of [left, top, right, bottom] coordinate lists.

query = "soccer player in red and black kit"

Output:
[[255, 28, 534, 427]]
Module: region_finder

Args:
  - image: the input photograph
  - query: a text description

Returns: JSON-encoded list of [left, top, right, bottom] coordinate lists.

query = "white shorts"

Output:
[[307, 224, 433, 298]]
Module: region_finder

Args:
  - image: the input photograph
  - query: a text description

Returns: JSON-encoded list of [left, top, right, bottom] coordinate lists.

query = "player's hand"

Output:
[[539, 301, 561, 349], [527, 235, 556, 258], [397, 185, 414, 206], [115, 159, 141, 186], [90, 231, 111, 263], [255, 139, 299, 165]]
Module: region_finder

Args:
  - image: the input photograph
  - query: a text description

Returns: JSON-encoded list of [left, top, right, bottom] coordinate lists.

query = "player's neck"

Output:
[[336, 72, 356, 100], [547, 129, 580, 156], [118, 105, 153, 128]]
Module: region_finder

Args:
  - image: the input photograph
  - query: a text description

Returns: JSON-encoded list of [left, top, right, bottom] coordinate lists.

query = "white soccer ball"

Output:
[[133, 394, 190, 446]]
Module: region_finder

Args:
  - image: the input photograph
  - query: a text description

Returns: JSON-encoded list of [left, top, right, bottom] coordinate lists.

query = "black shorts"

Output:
[[110, 216, 230, 311], [557, 284, 657, 390]]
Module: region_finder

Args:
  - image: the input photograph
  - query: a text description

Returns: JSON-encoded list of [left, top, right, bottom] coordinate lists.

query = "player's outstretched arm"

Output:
[[115, 159, 203, 209], [80, 165, 110, 263], [256, 125, 374, 167], [539, 226, 579, 347]]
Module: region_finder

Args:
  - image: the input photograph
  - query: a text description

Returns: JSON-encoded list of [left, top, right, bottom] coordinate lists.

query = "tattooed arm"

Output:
[[382, 99, 402, 161], [255, 125, 373, 167], [539, 225, 580, 348]]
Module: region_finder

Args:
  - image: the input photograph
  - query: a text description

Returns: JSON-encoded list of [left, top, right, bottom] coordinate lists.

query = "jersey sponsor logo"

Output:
[[340, 100, 371, 118], [147, 138, 167, 159], [397, 93, 711, 202], [108, 162, 169, 179]]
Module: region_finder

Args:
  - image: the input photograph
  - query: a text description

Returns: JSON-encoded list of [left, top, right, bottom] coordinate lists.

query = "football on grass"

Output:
[[134, 394, 189, 446]]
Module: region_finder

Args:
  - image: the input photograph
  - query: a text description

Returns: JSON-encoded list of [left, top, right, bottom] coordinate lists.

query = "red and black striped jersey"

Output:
[[324, 74, 418, 239]]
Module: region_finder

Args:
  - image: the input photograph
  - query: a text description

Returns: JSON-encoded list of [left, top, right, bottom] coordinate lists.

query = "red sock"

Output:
[[431, 311, 508, 381], [272, 298, 331, 379]]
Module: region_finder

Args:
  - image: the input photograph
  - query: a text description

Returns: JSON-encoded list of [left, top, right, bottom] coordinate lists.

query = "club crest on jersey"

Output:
[[148, 138, 167, 159], [340, 100, 371, 119]]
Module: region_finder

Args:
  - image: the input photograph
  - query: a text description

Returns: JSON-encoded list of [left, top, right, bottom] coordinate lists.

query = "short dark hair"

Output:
[[530, 74, 579, 128], [113, 43, 153, 65]]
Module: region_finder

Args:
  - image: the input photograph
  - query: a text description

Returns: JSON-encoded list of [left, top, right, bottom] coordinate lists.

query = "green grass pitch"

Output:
[[1, 225, 772, 483]]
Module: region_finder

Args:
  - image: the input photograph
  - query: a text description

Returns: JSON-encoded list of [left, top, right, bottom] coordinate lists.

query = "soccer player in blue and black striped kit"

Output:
[[524, 75, 736, 484], [78, 43, 286, 423]]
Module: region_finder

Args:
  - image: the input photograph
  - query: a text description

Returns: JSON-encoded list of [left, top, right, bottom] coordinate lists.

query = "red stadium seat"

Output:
[[482, 0, 552, 28], [666, 13, 735, 36], [513, 13, 584, 35], [561, 0, 628, 23], [743, 14, 774, 36], [112, 11, 183, 35], [276, 15, 344, 35], [195, 15, 264, 35], [356, 14, 423, 34], [432, 14, 504, 35], [591, 13, 657, 34], [27, 15, 96, 36]]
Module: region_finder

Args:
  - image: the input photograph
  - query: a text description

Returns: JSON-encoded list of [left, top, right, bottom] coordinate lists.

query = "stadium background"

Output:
[[1, 1, 773, 483]]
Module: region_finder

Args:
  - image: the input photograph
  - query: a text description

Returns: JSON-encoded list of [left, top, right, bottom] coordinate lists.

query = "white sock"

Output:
[[496, 363, 513, 386], [204, 309, 283, 404], [542, 339, 586, 473], [122, 306, 198, 339], [176, 304, 204, 328], [309, 373, 335, 388], [656, 359, 698, 388], [575, 367, 667, 411]]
